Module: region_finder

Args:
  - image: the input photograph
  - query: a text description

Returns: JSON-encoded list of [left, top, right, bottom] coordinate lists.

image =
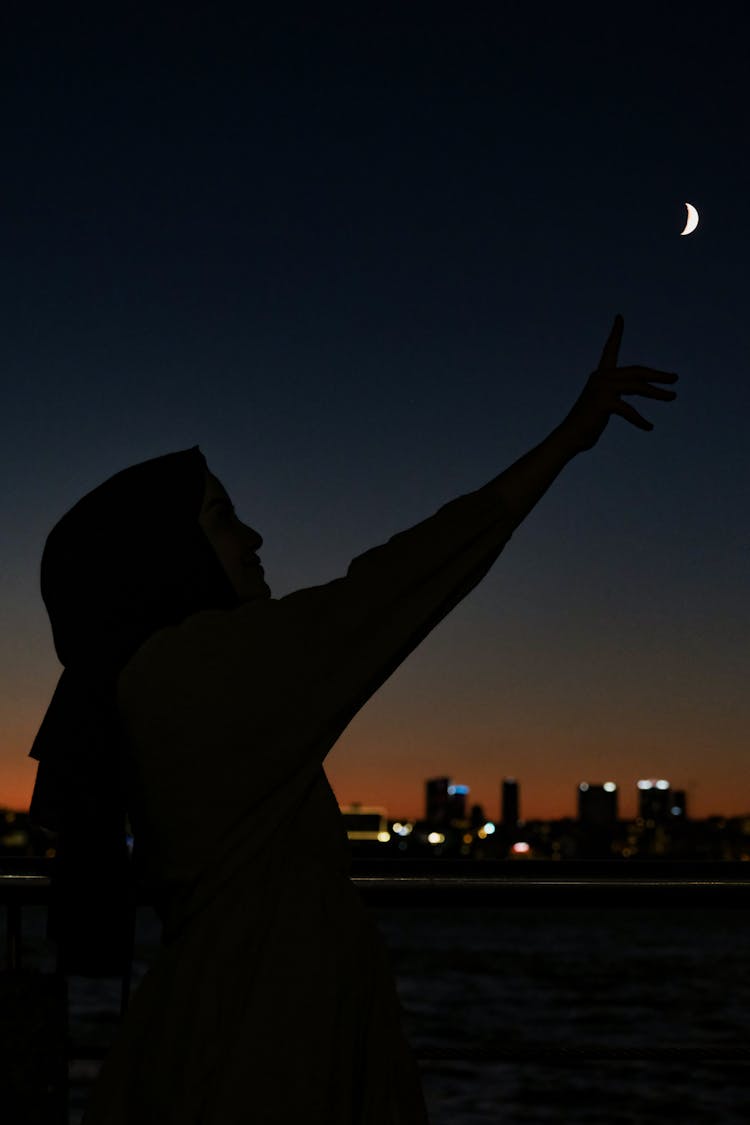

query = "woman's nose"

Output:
[[247, 526, 263, 551]]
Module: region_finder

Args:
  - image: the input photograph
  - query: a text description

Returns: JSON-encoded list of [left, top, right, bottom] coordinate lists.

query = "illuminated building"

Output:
[[339, 804, 391, 847], [637, 779, 672, 822], [426, 778, 469, 826], [447, 783, 469, 823], [577, 782, 618, 827]]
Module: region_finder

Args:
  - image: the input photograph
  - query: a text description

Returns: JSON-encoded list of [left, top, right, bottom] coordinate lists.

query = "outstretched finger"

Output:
[[611, 366, 679, 383], [597, 314, 624, 371], [618, 383, 677, 401]]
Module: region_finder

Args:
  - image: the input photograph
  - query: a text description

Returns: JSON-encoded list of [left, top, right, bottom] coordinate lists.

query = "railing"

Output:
[[2, 857, 750, 1069], [350, 857, 750, 908], [4, 856, 750, 971]]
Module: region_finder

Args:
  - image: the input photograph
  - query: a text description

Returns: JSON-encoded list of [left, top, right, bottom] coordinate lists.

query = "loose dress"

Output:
[[82, 484, 514, 1124]]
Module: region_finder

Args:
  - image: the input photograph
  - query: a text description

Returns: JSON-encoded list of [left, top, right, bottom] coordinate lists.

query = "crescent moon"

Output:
[[680, 202, 699, 236]]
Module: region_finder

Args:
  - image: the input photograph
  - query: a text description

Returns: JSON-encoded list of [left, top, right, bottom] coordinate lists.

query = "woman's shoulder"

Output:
[[116, 601, 272, 706], [115, 577, 346, 724]]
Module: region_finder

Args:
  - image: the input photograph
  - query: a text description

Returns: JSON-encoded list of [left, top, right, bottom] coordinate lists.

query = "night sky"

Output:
[[2, 7, 748, 822]]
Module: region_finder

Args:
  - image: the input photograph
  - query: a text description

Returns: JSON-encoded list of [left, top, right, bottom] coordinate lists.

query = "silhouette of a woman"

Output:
[[30, 316, 676, 1123]]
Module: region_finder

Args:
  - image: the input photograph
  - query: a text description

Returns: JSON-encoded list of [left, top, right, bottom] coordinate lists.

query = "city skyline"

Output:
[[4, 764, 748, 824], [5, 766, 747, 826], [384, 774, 735, 826]]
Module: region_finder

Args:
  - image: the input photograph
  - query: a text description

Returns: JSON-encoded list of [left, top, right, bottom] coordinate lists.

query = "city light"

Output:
[[6, 766, 745, 871]]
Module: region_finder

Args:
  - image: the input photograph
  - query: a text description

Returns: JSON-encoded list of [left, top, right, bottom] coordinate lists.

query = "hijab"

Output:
[[28, 446, 240, 975]]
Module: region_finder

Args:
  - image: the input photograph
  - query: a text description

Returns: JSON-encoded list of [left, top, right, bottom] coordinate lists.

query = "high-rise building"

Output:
[[426, 778, 469, 826], [578, 782, 618, 826], [501, 778, 520, 828], [426, 777, 450, 826], [447, 784, 469, 823], [637, 779, 671, 822]]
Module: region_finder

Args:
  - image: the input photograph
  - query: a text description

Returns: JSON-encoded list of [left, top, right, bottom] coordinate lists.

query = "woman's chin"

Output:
[[241, 579, 271, 602]]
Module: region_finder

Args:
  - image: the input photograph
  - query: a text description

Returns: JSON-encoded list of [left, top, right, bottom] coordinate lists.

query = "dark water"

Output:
[[7, 904, 750, 1123], [378, 906, 750, 1124]]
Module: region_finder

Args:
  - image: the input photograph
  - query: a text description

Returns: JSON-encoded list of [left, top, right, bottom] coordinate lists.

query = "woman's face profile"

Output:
[[198, 472, 270, 602]]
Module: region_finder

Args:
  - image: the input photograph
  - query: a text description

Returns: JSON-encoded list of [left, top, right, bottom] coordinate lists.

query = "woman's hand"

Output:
[[561, 315, 679, 452]]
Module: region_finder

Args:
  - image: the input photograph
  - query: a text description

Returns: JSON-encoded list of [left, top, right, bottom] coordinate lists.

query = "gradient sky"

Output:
[[2, 7, 748, 823]]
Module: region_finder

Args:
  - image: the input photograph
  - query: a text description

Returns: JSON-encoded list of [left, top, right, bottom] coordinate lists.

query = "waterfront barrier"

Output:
[[2, 857, 749, 1122]]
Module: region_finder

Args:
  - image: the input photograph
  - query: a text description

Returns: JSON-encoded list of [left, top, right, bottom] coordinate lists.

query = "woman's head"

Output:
[[39, 447, 251, 673]]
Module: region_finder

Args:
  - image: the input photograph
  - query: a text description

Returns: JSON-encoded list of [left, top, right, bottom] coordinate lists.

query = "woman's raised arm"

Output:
[[126, 317, 678, 805], [266, 315, 680, 728]]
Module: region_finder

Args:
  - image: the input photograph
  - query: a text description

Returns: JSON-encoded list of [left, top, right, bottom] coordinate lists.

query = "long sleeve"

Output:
[[276, 483, 515, 734], [119, 485, 514, 804]]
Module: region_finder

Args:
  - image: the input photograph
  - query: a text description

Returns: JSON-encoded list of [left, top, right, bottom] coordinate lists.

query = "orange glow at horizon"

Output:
[[4, 669, 749, 823], [3, 758, 748, 822]]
